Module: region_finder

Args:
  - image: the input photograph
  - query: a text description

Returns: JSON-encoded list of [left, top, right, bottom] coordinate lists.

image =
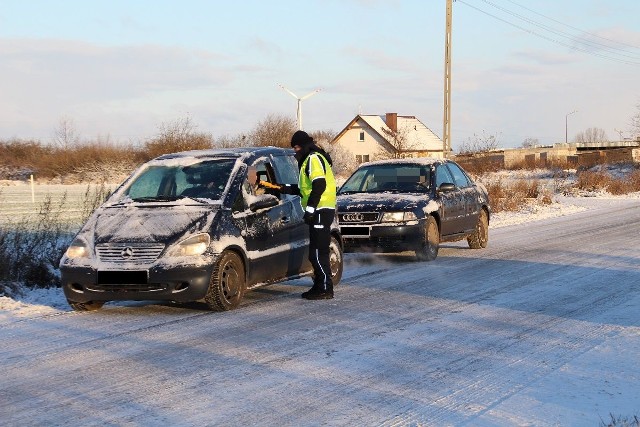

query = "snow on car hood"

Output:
[[90, 204, 218, 244], [337, 192, 430, 212]]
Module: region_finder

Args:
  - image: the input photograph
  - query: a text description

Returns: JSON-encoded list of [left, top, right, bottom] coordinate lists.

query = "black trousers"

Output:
[[308, 208, 335, 290]]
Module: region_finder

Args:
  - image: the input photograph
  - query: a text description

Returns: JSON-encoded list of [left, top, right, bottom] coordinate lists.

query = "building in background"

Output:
[[332, 113, 444, 164]]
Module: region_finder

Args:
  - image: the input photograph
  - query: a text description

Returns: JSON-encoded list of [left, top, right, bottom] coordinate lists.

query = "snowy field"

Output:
[[1, 188, 639, 426], [0, 181, 116, 227]]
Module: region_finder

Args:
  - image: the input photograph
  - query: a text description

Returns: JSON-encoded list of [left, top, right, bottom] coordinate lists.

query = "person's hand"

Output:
[[303, 207, 318, 225], [303, 211, 315, 225]]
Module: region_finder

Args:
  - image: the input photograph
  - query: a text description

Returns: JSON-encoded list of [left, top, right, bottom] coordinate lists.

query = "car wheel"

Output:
[[204, 250, 246, 311], [467, 209, 489, 249], [416, 216, 439, 261], [67, 300, 104, 311], [329, 235, 343, 286]]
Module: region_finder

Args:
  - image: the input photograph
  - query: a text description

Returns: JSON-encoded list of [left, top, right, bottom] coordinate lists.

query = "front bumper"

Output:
[[60, 263, 215, 304], [339, 221, 425, 253]]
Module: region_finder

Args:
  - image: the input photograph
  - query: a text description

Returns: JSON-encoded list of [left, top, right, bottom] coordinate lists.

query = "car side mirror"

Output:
[[438, 183, 456, 193], [249, 194, 279, 211]]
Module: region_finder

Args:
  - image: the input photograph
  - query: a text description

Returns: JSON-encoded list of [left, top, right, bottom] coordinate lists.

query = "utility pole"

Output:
[[443, 0, 453, 157], [565, 110, 577, 144]]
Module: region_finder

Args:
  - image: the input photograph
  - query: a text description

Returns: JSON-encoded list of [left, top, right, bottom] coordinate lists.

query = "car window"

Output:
[[270, 155, 299, 185], [435, 164, 454, 188], [239, 158, 289, 211], [243, 160, 271, 197], [125, 166, 171, 199], [446, 163, 471, 188], [123, 159, 235, 201], [339, 164, 431, 193]]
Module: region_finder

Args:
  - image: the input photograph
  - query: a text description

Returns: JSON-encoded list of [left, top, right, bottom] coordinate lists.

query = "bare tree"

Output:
[[53, 117, 80, 150], [316, 140, 357, 179], [573, 127, 608, 144], [309, 130, 336, 146], [378, 125, 419, 159], [144, 115, 214, 159], [521, 137, 539, 149], [249, 114, 297, 148], [215, 134, 249, 148], [458, 130, 501, 155]]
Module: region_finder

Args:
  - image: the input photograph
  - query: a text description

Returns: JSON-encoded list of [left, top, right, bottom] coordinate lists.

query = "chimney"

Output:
[[385, 113, 397, 132]]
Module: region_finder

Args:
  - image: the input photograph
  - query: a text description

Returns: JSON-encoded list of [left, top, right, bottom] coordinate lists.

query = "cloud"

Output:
[[245, 36, 285, 58], [0, 38, 236, 102], [0, 38, 259, 139], [511, 49, 579, 66]]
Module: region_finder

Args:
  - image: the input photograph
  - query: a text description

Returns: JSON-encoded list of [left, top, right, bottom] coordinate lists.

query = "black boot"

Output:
[[302, 282, 333, 300]]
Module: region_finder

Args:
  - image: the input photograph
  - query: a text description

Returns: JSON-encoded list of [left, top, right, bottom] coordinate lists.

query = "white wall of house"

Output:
[[335, 119, 390, 161]]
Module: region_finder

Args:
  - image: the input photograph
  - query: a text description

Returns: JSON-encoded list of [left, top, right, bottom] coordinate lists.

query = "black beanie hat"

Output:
[[290, 130, 313, 148]]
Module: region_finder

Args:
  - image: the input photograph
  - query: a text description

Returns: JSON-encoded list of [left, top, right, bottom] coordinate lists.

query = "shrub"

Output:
[[0, 138, 143, 182], [0, 195, 71, 289], [628, 170, 640, 192], [576, 170, 612, 192], [482, 178, 547, 213], [575, 168, 640, 195], [599, 413, 640, 427], [0, 185, 110, 294]]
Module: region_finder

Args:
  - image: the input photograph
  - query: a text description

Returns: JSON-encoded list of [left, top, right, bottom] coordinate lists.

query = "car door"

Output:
[[269, 154, 311, 277], [446, 162, 480, 232], [435, 163, 466, 236], [231, 158, 293, 283]]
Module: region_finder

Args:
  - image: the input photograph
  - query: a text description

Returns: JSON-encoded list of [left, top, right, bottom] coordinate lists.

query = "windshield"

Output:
[[339, 163, 431, 194], [116, 159, 237, 203]]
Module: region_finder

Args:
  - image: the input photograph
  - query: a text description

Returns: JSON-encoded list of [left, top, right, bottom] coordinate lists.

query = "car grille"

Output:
[[90, 270, 166, 292], [96, 243, 165, 264], [338, 212, 380, 224], [87, 284, 167, 293]]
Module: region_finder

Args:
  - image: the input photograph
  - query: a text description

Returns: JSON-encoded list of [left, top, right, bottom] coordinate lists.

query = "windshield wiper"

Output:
[[132, 195, 186, 202]]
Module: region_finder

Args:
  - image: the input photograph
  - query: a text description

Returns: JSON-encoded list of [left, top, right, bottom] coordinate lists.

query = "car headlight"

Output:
[[65, 238, 90, 259], [381, 212, 417, 222], [169, 233, 211, 256]]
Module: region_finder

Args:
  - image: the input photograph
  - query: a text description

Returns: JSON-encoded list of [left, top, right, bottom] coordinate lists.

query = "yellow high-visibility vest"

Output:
[[299, 152, 336, 209]]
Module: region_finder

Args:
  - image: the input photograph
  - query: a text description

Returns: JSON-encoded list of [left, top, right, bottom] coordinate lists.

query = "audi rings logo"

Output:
[[341, 213, 364, 222], [121, 247, 134, 258]]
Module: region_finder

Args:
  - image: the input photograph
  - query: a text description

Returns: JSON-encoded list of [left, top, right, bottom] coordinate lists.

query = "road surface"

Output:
[[1, 197, 639, 426]]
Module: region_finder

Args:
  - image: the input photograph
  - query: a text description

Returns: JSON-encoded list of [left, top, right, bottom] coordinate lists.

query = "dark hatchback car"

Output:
[[336, 158, 489, 260], [60, 147, 343, 312]]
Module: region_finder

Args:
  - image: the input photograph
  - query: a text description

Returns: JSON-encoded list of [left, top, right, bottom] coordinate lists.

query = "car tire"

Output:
[[467, 209, 489, 249], [416, 216, 439, 261], [204, 250, 246, 311], [67, 300, 104, 311], [329, 235, 343, 286]]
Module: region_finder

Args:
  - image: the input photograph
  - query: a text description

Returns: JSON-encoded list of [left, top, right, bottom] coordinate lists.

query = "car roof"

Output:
[[357, 157, 448, 167], [153, 146, 294, 163]]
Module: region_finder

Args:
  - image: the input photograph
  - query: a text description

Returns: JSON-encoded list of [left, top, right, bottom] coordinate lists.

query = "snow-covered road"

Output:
[[1, 197, 639, 426]]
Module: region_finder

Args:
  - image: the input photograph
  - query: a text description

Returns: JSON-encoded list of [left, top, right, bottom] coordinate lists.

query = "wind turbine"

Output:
[[278, 84, 321, 130]]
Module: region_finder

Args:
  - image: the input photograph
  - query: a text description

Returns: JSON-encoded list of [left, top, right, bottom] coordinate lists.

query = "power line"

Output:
[[480, 0, 640, 60], [503, 0, 640, 51], [456, 0, 640, 66]]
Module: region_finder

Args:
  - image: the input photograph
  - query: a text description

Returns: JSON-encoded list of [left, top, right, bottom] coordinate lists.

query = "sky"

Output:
[[1, 0, 639, 151]]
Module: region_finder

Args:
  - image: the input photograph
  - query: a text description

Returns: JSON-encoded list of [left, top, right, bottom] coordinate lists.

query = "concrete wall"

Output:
[[454, 144, 640, 170]]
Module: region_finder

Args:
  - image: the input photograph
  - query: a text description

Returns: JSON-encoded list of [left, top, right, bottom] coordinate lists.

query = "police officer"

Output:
[[261, 130, 337, 300]]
